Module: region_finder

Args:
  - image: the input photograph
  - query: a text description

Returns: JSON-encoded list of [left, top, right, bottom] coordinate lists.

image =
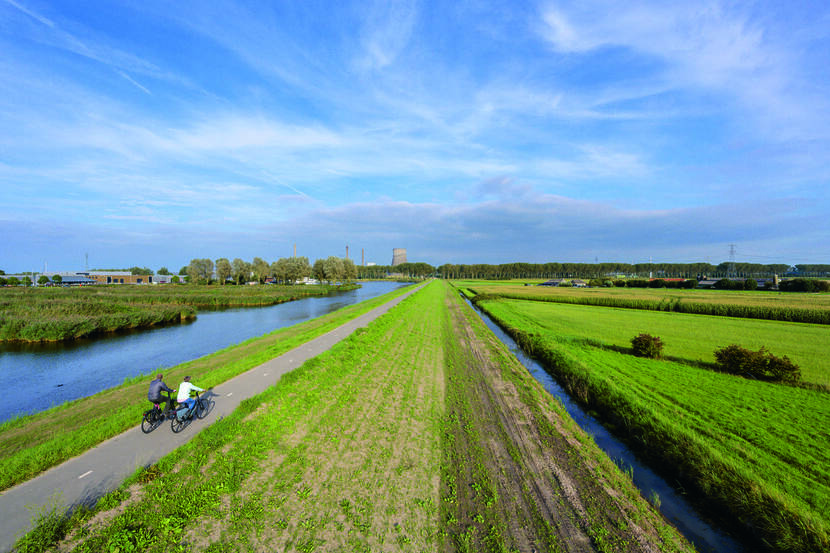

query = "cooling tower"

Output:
[[392, 248, 407, 266]]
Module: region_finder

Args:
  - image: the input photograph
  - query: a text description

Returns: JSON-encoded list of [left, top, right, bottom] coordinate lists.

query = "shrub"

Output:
[[713, 344, 801, 382], [631, 333, 664, 359], [613, 279, 627, 287], [744, 278, 758, 290]]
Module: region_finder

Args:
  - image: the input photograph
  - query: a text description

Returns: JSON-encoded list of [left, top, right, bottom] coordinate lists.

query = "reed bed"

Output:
[[0, 284, 351, 342]]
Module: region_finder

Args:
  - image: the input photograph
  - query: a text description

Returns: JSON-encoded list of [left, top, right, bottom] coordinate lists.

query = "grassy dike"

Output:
[[471, 295, 830, 553], [15, 280, 694, 553], [0, 284, 416, 493]]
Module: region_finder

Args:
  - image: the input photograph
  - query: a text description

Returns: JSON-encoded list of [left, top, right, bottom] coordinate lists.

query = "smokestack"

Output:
[[293, 243, 296, 258], [361, 248, 365, 266], [346, 245, 349, 259]]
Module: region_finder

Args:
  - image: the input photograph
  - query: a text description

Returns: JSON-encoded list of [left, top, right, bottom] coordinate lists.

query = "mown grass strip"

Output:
[[475, 296, 830, 553], [0, 283, 416, 492]]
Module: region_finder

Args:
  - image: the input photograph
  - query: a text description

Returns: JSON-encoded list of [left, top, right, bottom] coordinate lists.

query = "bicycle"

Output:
[[170, 390, 213, 433], [141, 392, 175, 434]]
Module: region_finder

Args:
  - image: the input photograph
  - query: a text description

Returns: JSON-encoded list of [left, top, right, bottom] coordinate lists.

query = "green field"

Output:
[[474, 294, 830, 553], [456, 280, 830, 325], [480, 298, 830, 387], [0, 283, 353, 342], [15, 281, 693, 553]]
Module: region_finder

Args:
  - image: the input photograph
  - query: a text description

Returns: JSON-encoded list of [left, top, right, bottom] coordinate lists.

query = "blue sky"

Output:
[[1, 0, 829, 272]]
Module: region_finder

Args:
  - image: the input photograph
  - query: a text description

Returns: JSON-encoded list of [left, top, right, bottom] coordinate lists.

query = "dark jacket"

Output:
[[148, 379, 174, 402]]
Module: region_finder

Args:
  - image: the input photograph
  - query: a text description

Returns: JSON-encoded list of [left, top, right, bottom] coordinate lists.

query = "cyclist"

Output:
[[176, 375, 205, 411], [147, 374, 175, 413]]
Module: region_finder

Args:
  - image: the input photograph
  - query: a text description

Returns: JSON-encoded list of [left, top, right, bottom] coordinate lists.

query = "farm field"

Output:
[[16, 280, 694, 553], [457, 280, 830, 314], [473, 294, 830, 553], [0, 284, 415, 493], [476, 298, 830, 387], [0, 283, 354, 342]]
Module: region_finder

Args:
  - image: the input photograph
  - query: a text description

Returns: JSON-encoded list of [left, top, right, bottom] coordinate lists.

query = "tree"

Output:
[[232, 258, 251, 285], [21, 276, 32, 287], [7, 277, 20, 286], [38, 275, 50, 285], [52, 274, 63, 284], [342, 258, 357, 283], [171, 275, 180, 284], [215, 258, 232, 284], [128, 266, 153, 275], [157, 267, 171, 275], [186, 258, 214, 284], [178, 266, 188, 276], [252, 257, 269, 284]]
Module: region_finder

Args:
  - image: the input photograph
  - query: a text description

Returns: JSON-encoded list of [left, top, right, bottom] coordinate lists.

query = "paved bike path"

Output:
[[0, 284, 421, 552]]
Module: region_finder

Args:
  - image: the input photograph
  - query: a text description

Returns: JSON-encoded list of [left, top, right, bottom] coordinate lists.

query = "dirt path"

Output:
[[440, 288, 693, 552]]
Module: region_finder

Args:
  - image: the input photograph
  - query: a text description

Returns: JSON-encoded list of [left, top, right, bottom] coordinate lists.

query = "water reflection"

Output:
[[0, 282, 407, 422]]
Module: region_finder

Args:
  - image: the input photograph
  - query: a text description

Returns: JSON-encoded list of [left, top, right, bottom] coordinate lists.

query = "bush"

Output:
[[744, 278, 757, 290], [631, 333, 664, 359], [779, 278, 830, 292], [713, 344, 801, 382]]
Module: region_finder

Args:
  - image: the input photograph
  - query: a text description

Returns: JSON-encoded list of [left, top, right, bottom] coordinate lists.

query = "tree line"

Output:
[[181, 256, 357, 285]]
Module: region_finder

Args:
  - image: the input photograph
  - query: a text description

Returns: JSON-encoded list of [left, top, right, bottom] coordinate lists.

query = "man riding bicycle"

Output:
[[147, 374, 175, 412], [176, 375, 205, 411]]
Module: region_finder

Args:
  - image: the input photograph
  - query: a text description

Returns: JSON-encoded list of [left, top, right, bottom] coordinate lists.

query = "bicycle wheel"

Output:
[[195, 398, 209, 419], [170, 411, 187, 433], [141, 409, 160, 434]]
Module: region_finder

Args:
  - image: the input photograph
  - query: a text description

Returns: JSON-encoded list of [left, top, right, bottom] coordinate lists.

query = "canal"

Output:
[[0, 281, 408, 423]]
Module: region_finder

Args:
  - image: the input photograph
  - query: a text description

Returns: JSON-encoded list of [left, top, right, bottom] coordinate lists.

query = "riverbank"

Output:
[[0, 283, 416, 493], [13, 280, 694, 552], [0, 283, 356, 342]]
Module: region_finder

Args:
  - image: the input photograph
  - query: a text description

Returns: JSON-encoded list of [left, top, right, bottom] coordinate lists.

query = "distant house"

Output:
[[81, 271, 154, 284], [571, 279, 588, 287], [539, 279, 564, 287]]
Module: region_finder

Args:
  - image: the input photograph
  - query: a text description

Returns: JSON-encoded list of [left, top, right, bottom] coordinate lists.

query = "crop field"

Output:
[[456, 281, 830, 325], [0, 284, 351, 342], [17, 281, 694, 553], [474, 295, 830, 553]]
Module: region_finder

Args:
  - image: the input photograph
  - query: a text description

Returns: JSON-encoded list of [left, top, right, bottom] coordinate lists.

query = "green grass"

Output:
[[481, 298, 830, 387], [0, 283, 416, 492], [0, 283, 354, 341], [457, 280, 830, 325], [476, 296, 830, 553]]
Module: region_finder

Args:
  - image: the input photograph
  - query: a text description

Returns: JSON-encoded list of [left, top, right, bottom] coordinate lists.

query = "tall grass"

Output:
[[0, 284, 353, 342]]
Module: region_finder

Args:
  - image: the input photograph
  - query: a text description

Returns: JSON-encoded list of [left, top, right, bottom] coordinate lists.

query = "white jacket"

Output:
[[177, 381, 205, 403]]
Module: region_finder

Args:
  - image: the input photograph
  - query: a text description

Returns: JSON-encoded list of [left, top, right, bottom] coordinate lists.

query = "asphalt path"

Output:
[[0, 284, 421, 552]]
